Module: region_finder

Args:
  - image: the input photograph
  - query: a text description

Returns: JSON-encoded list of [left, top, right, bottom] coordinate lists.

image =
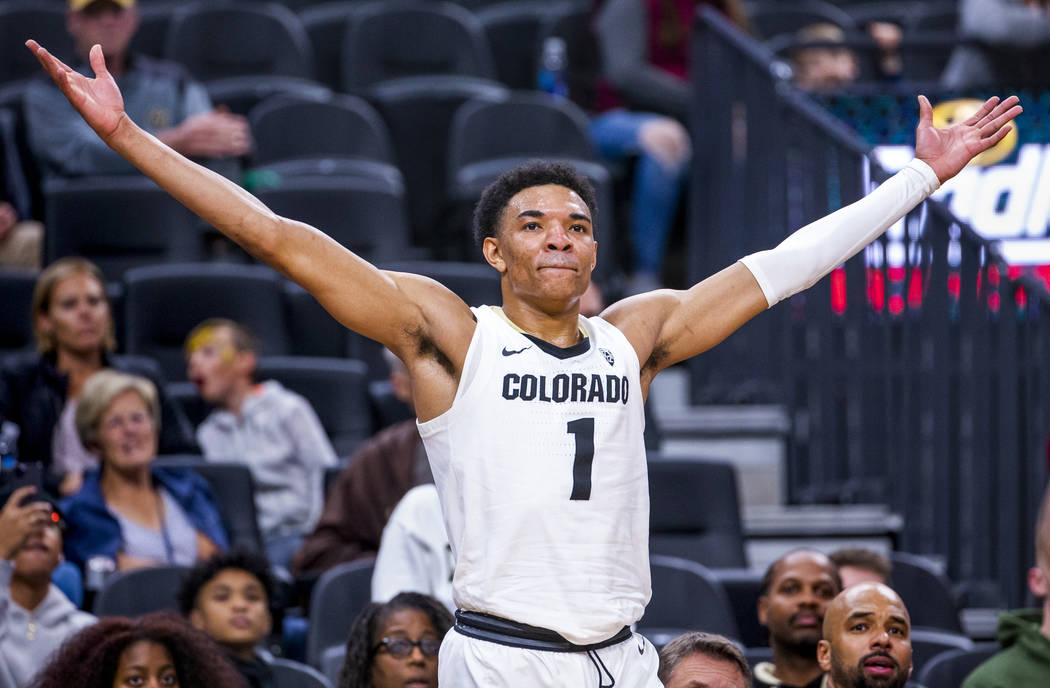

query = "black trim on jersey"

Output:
[[454, 611, 631, 653], [522, 333, 591, 360]]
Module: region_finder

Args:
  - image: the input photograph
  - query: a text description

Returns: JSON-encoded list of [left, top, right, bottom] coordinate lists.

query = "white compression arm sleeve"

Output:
[[739, 158, 941, 308]]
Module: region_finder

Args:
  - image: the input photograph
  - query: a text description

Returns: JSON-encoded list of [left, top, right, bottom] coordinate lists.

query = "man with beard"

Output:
[[755, 550, 841, 687], [817, 583, 913, 688]]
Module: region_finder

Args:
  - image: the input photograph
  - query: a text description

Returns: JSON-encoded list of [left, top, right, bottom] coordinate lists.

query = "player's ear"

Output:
[[483, 236, 506, 273]]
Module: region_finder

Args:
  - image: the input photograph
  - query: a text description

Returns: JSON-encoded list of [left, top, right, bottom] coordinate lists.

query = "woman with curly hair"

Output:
[[339, 592, 453, 688], [31, 611, 246, 688]]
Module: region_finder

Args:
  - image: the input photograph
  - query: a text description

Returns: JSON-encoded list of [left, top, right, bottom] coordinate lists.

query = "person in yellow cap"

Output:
[[23, 0, 250, 180]]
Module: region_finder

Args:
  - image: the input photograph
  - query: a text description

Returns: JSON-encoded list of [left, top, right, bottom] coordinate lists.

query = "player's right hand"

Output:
[[26, 41, 127, 142]]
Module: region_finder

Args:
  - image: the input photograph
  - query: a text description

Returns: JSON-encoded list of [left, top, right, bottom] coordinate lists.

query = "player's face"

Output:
[[189, 568, 272, 656], [370, 608, 441, 688], [758, 552, 839, 655], [486, 184, 596, 313], [819, 586, 912, 688], [664, 654, 749, 688], [67, 1, 140, 62], [38, 271, 110, 356]]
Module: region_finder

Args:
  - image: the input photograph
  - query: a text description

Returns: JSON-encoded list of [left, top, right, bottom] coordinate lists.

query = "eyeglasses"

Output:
[[372, 637, 442, 658]]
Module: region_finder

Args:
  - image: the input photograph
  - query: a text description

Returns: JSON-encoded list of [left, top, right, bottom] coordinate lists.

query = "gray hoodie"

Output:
[[0, 560, 95, 688]]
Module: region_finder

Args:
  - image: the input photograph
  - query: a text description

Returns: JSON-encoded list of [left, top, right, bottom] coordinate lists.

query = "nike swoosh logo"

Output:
[[502, 346, 532, 356]]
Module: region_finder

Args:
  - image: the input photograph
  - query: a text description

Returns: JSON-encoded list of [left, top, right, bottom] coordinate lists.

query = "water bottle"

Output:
[[537, 37, 569, 99], [0, 433, 15, 473], [85, 555, 117, 592]]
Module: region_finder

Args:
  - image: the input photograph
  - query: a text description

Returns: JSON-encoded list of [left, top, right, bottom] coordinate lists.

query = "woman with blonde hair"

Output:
[[60, 370, 225, 571], [0, 257, 194, 495]]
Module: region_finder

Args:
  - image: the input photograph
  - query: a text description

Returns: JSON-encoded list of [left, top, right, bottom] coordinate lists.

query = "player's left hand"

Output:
[[915, 94, 1022, 184]]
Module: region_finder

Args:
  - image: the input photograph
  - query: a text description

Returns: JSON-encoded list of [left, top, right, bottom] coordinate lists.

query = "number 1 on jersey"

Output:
[[567, 417, 595, 500]]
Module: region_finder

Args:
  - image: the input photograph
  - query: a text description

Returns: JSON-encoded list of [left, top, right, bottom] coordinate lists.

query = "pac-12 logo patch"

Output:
[[599, 348, 614, 366]]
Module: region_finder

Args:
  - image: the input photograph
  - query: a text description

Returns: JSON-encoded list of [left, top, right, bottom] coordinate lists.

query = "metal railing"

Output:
[[689, 7, 1049, 606]]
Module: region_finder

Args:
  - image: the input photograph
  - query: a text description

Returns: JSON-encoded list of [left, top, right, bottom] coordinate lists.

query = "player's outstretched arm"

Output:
[[25, 41, 471, 359], [609, 95, 1022, 382]]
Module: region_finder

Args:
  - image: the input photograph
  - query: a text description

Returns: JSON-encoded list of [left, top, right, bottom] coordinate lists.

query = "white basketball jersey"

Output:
[[417, 306, 651, 645]]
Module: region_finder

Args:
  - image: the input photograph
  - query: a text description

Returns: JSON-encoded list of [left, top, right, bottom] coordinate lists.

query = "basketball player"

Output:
[[26, 40, 1020, 687]]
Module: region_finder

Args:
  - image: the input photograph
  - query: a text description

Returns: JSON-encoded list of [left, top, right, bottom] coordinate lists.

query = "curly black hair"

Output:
[[30, 611, 247, 688], [472, 160, 598, 247], [176, 548, 276, 616], [338, 592, 455, 688]]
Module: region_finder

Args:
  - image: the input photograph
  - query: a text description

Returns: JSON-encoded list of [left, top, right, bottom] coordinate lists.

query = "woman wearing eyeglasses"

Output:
[[339, 592, 453, 688]]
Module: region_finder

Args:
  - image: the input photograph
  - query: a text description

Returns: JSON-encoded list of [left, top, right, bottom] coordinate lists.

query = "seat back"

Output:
[[709, 568, 768, 649], [639, 554, 739, 648], [270, 657, 334, 688], [255, 356, 372, 456], [477, 1, 554, 90], [380, 261, 502, 307], [0, 268, 36, 353], [301, 2, 368, 92], [889, 551, 962, 633], [341, 1, 495, 90], [916, 645, 999, 688], [319, 645, 345, 687], [92, 565, 191, 617], [44, 177, 202, 278], [130, 1, 180, 59], [306, 558, 375, 668], [166, 3, 313, 80], [909, 628, 975, 679], [250, 94, 396, 166], [282, 281, 348, 359], [123, 263, 290, 381], [747, 0, 857, 40], [539, 3, 603, 111], [647, 457, 748, 568], [0, 2, 73, 85]]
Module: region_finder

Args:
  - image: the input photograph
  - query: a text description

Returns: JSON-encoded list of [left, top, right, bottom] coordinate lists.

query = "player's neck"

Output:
[[499, 301, 582, 348], [769, 644, 823, 687]]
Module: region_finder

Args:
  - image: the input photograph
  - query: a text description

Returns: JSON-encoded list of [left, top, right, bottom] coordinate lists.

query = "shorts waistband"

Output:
[[453, 610, 632, 653]]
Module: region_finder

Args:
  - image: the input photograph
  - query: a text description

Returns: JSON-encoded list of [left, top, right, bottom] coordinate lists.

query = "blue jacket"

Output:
[[60, 467, 228, 568]]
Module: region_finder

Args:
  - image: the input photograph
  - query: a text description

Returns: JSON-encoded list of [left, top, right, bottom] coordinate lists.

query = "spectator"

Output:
[[29, 611, 246, 688], [371, 484, 454, 614], [60, 370, 227, 570], [185, 319, 337, 569], [177, 549, 280, 688], [943, 0, 1050, 90], [292, 350, 428, 577], [755, 550, 841, 688], [0, 257, 194, 496], [790, 24, 860, 92], [658, 631, 753, 688], [828, 548, 892, 589], [338, 592, 453, 688], [817, 583, 912, 688], [963, 486, 1050, 686], [0, 487, 95, 688], [24, 0, 250, 180], [0, 202, 41, 272]]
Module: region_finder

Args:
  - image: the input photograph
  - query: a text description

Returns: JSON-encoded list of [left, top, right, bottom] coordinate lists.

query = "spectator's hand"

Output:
[[867, 22, 902, 53], [27, 42, 128, 142], [638, 118, 691, 170], [162, 109, 252, 159], [0, 202, 16, 243], [0, 487, 53, 561], [915, 95, 1022, 184], [58, 470, 84, 497]]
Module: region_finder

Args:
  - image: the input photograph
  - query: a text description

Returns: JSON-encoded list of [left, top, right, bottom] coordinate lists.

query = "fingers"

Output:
[[979, 104, 1023, 139], [89, 43, 109, 78], [25, 40, 69, 81], [982, 124, 1014, 150], [917, 95, 933, 127], [961, 96, 999, 127], [976, 95, 1021, 128], [4, 485, 36, 509]]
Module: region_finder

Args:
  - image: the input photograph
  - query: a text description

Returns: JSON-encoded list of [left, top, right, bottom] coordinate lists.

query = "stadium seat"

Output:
[[306, 558, 374, 668], [889, 551, 963, 633], [0, 268, 36, 354], [270, 657, 334, 688], [255, 356, 372, 456], [446, 92, 618, 271], [0, 2, 73, 86], [0, 107, 32, 221], [909, 628, 975, 679], [709, 568, 768, 649], [129, 1, 179, 59], [916, 645, 999, 688], [253, 174, 410, 264], [164, 381, 212, 430], [539, 3, 603, 111], [92, 565, 190, 617], [366, 76, 508, 254], [907, 2, 958, 34], [43, 176, 202, 278], [281, 281, 348, 359], [340, 2, 496, 91], [249, 94, 401, 185], [319, 646, 345, 688], [898, 35, 958, 84], [154, 459, 265, 554], [746, 0, 858, 41], [842, 1, 919, 28], [205, 77, 331, 118], [123, 263, 291, 381], [647, 457, 748, 568], [300, 2, 368, 92], [165, 3, 313, 81], [477, 1, 558, 90], [638, 554, 739, 649]]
